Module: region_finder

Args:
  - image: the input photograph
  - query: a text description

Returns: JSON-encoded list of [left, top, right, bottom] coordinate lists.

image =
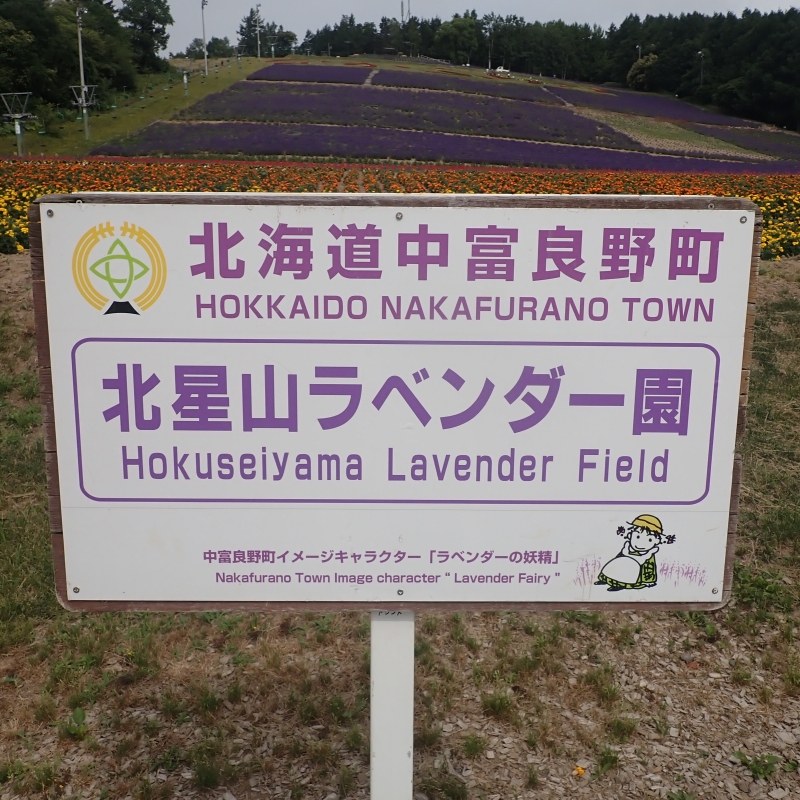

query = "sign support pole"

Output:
[[370, 611, 415, 799], [14, 118, 24, 156]]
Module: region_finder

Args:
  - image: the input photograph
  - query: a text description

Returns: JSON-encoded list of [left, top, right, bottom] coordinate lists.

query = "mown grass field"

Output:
[[0, 59, 264, 159]]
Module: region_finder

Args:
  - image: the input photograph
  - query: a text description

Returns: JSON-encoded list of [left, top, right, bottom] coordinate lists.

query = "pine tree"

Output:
[[237, 7, 265, 57], [118, 0, 174, 73]]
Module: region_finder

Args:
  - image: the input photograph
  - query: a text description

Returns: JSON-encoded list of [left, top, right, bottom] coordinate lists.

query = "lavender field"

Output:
[[92, 121, 800, 173], [244, 63, 756, 130], [247, 64, 373, 83], [548, 85, 758, 126], [371, 69, 560, 104], [682, 124, 800, 160], [183, 82, 638, 150]]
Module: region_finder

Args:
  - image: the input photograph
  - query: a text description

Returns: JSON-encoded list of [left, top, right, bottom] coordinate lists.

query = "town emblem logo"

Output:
[[73, 222, 166, 314]]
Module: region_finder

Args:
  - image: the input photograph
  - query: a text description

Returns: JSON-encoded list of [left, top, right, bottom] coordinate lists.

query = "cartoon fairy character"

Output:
[[595, 514, 675, 592]]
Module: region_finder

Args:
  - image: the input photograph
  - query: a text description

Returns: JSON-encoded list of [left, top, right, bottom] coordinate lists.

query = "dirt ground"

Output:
[[1, 253, 800, 800]]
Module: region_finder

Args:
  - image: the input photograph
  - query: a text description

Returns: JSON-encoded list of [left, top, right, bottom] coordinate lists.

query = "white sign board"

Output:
[[34, 194, 757, 608]]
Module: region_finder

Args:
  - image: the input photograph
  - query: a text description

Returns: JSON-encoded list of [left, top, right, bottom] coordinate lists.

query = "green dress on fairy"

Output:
[[596, 540, 659, 590]]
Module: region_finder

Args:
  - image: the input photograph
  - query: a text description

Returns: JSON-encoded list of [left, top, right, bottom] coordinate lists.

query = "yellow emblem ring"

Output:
[[72, 222, 167, 311]]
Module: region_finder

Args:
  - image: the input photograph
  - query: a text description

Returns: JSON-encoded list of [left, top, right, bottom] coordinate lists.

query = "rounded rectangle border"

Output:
[[70, 337, 720, 506]]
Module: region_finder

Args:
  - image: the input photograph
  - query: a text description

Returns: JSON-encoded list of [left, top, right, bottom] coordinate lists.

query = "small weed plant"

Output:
[[607, 717, 638, 742], [481, 692, 512, 718], [463, 734, 487, 758], [59, 707, 88, 740], [526, 765, 540, 788], [595, 746, 620, 777], [734, 752, 781, 779]]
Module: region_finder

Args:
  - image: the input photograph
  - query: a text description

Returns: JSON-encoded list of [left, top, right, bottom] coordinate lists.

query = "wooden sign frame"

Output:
[[29, 193, 760, 613]]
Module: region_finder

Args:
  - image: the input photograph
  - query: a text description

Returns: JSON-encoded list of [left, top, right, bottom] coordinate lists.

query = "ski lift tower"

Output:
[[1, 92, 33, 156], [72, 7, 97, 140]]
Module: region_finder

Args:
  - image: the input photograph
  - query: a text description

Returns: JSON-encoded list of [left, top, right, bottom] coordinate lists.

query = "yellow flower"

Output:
[[572, 765, 586, 777]]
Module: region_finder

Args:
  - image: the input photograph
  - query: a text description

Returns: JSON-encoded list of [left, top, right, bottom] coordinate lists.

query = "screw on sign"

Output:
[[31, 193, 759, 799]]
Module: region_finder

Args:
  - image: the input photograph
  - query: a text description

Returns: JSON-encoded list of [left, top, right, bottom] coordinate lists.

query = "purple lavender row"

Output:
[[247, 64, 373, 84], [547, 85, 758, 127], [244, 63, 755, 128], [92, 121, 800, 173], [371, 69, 560, 104], [183, 82, 639, 151], [681, 124, 800, 161]]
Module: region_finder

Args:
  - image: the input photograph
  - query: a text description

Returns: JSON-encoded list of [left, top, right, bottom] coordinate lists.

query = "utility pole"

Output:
[[201, 0, 209, 76], [698, 50, 704, 85], [636, 44, 641, 61], [256, 4, 262, 59], [76, 7, 90, 140]]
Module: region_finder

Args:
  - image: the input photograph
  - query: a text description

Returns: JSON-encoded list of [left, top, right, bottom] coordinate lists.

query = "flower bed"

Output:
[[2, 159, 798, 260], [371, 69, 559, 104], [92, 120, 800, 175], [683, 125, 800, 161], [548, 85, 757, 126], [180, 82, 637, 149], [247, 64, 373, 84]]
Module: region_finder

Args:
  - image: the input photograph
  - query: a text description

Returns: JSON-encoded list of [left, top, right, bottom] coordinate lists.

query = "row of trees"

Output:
[[300, 9, 800, 130], [0, 0, 172, 108], [174, 9, 297, 61], [2, 4, 798, 130]]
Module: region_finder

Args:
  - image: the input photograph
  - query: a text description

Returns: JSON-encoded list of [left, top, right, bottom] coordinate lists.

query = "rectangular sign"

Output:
[[31, 194, 758, 609]]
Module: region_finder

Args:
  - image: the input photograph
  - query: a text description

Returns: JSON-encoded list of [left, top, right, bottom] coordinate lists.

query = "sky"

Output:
[[165, 1, 794, 53]]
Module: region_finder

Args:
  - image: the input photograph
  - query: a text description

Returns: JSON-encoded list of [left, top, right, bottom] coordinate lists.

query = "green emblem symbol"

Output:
[[74, 222, 167, 314], [88, 238, 150, 300]]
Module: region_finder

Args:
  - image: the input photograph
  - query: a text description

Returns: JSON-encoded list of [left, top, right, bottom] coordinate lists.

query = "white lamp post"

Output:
[[201, 0, 209, 77], [256, 4, 262, 59], [76, 7, 90, 140]]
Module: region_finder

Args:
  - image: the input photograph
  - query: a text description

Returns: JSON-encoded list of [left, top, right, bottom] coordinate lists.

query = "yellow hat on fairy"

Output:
[[629, 514, 663, 535]]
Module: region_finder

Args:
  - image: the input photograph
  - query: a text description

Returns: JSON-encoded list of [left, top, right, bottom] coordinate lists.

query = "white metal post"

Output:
[[13, 118, 23, 156], [371, 611, 415, 800], [201, 0, 209, 77], [256, 4, 262, 59], [76, 7, 90, 140]]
